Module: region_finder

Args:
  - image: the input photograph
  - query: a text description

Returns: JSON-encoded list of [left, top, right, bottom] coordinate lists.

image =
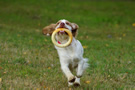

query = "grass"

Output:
[[0, 0, 135, 89]]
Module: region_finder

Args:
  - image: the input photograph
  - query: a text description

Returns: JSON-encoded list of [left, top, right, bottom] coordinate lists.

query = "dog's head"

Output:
[[42, 19, 79, 37]]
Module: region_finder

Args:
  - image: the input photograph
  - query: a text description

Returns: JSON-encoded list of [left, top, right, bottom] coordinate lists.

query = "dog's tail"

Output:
[[83, 58, 89, 70]]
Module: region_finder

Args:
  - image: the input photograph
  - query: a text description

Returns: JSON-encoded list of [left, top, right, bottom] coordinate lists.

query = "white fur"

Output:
[[55, 36, 89, 86], [51, 19, 89, 86], [46, 33, 50, 36]]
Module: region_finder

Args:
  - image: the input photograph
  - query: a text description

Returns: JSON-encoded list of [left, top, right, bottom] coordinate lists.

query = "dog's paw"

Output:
[[73, 82, 80, 87], [73, 76, 81, 87], [68, 76, 75, 82]]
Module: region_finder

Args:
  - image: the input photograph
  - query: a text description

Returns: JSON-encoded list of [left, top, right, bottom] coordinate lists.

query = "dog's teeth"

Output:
[[60, 31, 65, 33]]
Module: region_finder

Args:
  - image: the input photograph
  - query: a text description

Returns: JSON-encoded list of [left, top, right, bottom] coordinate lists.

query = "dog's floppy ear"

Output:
[[71, 23, 79, 37], [42, 24, 56, 36]]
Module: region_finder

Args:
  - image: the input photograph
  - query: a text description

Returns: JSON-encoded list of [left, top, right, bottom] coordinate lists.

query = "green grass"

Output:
[[0, 0, 135, 89]]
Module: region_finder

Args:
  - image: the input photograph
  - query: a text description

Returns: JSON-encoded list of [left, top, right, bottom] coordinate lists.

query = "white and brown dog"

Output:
[[42, 19, 89, 86]]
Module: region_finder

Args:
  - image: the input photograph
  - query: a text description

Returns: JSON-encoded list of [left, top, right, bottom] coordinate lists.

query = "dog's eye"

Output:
[[66, 22, 70, 25]]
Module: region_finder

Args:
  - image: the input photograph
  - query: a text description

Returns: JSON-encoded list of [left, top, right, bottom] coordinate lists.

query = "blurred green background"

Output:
[[0, 0, 135, 89]]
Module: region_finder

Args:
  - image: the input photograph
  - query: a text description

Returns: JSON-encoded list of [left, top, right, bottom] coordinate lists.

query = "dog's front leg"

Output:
[[61, 62, 75, 83]]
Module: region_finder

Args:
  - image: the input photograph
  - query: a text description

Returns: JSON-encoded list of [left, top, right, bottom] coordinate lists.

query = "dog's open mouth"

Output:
[[55, 29, 70, 44], [58, 30, 68, 35], [58, 30, 65, 34]]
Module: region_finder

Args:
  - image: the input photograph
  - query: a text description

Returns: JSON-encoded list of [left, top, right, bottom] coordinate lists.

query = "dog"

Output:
[[42, 19, 89, 86]]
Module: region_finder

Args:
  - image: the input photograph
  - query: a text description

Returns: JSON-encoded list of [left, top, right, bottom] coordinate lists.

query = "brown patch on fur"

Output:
[[65, 21, 70, 25], [42, 24, 56, 36], [71, 23, 79, 37]]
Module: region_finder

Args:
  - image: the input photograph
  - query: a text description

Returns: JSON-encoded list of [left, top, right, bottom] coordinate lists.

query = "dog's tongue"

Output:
[[58, 41, 61, 44]]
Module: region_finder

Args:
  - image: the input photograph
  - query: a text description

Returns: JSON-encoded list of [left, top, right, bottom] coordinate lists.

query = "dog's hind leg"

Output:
[[74, 58, 89, 86], [76, 58, 89, 77]]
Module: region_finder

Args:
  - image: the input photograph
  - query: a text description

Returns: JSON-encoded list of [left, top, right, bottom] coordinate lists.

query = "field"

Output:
[[0, 0, 135, 89]]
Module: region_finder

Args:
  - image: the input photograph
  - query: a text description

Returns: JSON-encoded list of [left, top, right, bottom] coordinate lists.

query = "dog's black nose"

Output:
[[60, 22, 65, 27]]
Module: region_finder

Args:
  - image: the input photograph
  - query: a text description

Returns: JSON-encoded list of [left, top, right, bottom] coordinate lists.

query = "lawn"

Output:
[[0, 0, 135, 89]]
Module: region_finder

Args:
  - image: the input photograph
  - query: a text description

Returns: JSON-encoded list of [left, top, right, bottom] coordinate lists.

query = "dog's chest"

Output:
[[65, 46, 78, 60], [56, 44, 80, 62], [55, 38, 83, 63]]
